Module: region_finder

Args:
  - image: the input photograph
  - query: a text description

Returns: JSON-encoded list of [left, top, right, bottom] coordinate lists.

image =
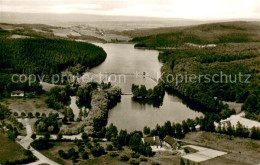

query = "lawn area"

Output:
[[40, 141, 134, 165], [1, 96, 63, 117], [40, 142, 75, 165], [0, 133, 27, 164], [183, 131, 260, 165], [39, 141, 180, 165]]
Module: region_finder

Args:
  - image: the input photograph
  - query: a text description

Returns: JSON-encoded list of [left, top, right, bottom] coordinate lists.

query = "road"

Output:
[[17, 118, 59, 165], [36, 133, 82, 140]]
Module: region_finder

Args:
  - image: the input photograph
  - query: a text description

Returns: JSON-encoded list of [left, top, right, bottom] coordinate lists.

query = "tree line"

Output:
[[132, 84, 165, 99], [0, 36, 107, 100], [157, 43, 260, 122], [0, 38, 106, 76], [132, 22, 260, 48], [131, 84, 165, 107]]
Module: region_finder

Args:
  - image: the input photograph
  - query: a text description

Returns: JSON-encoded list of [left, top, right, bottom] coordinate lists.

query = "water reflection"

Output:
[[132, 97, 164, 108], [87, 43, 203, 132]]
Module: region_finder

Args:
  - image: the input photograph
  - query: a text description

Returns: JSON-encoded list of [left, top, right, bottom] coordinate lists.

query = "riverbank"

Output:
[[60, 87, 121, 135], [131, 22, 260, 121]]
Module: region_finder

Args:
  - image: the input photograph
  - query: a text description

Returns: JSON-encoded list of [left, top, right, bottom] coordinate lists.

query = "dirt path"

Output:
[[36, 133, 82, 141], [17, 118, 59, 165]]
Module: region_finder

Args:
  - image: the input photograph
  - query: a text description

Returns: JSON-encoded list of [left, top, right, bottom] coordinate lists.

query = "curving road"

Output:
[[17, 118, 59, 165]]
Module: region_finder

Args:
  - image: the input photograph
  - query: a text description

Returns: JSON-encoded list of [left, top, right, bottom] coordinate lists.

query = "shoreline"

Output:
[[60, 87, 121, 135]]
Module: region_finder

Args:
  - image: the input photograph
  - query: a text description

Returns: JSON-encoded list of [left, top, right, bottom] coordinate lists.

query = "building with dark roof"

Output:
[[163, 135, 178, 150], [142, 136, 162, 148]]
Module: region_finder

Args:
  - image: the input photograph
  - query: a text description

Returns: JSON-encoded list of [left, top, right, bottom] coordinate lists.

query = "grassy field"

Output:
[[183, 131, 260, 165], [40, 141, 181, 165], [0, 133, 27, 164], [1, 96, 63, 117], [40, 141, 130, 165], [40, 142, 75, 165]]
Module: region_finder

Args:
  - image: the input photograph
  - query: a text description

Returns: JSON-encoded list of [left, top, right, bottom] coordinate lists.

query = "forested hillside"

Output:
[[131, 22, 260, 48], [133, 22, 260, 121], [0, 28, 106, 98], [0, 37, 106, 75]]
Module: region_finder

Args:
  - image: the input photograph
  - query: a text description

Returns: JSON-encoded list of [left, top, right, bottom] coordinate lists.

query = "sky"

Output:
[[1, 0, 259, 20]]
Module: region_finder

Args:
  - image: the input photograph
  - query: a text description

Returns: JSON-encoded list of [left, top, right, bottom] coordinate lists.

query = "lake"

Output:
[[81, 43, 202, 132]]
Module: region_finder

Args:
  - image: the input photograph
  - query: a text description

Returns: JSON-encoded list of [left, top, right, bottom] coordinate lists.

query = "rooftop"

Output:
[[164, 135, 177, 145], [142, 136, 161, 146]]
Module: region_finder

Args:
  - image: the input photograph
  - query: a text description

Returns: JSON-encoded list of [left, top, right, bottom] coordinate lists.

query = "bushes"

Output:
[[58, 148, 79, 161], [67, 148, 79, 160], [30, 138, 52, 150], [130, 159, 140, 165], [34, 113, 60, 134], [109, 152, 119, 157], [58, 148, 79, 162], [81, 132, 89, 143], [131, 152, 140, 158], [58, 150, 68, 159], [90, 144, 106, 157], [251, 127, 260, 140], [4, 155, 37, 165], [140, 157, 148, 162], [134, 43, 147, 48], [6, 126, 19, 141], [81, 152, 89, 159], [0, 105, 11, 120], [106, 144, 114, 151], [31, 134, 36, 140], [120, 155, 130, 161]]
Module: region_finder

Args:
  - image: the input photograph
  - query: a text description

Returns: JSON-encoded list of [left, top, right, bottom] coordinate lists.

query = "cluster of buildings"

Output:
[[142, 135, 227, 165]]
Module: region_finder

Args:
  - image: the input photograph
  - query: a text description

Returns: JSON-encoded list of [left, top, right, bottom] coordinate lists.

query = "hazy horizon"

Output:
[[1, 0, 259, 20], [1, 11, 259, 28]]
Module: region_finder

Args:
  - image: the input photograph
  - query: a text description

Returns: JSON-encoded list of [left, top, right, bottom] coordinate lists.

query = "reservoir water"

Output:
[[82, 43, 202, 132]]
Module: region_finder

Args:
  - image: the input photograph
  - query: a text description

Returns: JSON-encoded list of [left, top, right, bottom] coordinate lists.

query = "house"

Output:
[[142, 136, 162, 151], [11, 90, 24, 97], [163, 135, 178, 150]]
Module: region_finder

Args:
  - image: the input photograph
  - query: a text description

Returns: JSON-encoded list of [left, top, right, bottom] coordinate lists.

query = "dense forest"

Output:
[[0, 28, 107, 98], [157, 43, 260, 120], [131, 22, 260, 48], [133, 22, 260, 121], [0, 37, 106, 75]]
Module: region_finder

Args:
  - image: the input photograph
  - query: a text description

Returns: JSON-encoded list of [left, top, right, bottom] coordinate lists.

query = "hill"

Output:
[[131, 21, 260, 48], [132, 21, 260, 121], [0, 28, 106, 98]]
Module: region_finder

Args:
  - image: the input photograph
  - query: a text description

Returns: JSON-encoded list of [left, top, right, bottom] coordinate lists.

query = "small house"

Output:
[[142, 136, 162, 149], [163, 135, 178, 150]]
